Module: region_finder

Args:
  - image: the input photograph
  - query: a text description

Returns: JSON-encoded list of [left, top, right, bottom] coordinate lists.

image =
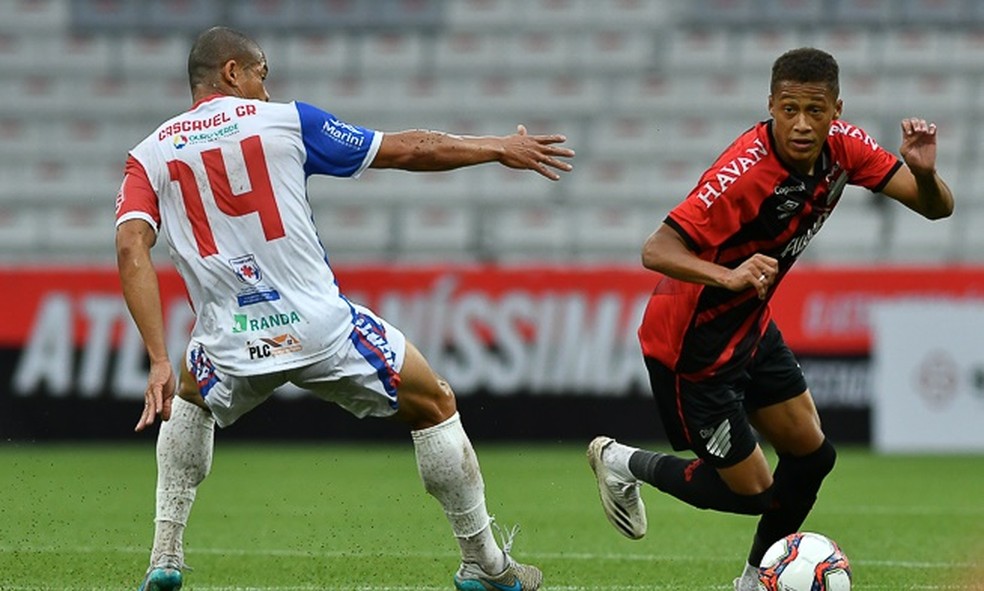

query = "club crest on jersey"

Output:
[[229, 254, 263, 285]]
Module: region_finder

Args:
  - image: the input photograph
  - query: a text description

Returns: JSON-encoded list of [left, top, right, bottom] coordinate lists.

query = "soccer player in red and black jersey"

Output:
[[588, 48, 953, 591]]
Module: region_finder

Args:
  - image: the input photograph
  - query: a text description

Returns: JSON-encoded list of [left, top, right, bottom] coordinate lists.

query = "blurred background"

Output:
[[2, 0, 984, 449]]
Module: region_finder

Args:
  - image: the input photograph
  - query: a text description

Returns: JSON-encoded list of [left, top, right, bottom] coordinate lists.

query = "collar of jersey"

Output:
[[190, 93, 227, 112]]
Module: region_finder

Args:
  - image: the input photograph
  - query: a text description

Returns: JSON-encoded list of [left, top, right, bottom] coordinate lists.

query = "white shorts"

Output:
[[186, 304, 407, 428]]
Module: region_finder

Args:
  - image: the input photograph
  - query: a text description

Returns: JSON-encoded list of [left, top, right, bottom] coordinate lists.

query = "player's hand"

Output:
[[498, 124, 575, 180], [722, 254, 779, 300], [899, 118, 938, 177], [135, 359, 176, 432]]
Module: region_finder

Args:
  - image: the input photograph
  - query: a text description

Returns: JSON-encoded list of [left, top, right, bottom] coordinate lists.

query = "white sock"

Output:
[[411, 412, 505, 573], [603, 440, 639, 481], [737, 562, 759, 590], [150, 397, 215, 568]]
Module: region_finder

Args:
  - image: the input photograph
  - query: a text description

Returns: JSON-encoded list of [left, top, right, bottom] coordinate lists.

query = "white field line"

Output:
[[1, 585, 982, 591], [0, 545, 978, 570]]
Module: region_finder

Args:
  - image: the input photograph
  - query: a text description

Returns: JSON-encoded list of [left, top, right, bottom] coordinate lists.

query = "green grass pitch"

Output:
[[0, 442, 981, 590]]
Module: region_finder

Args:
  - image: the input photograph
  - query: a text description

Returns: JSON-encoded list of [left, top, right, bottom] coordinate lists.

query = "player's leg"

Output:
[[396, 342, 542, 591], [297, 305, 541, 590], [588, 357, 776, 540], [744, 391, 833, 564], [733, 323, 836, 591], [140, 350, 215, 591], [140, 343, 283, 591]]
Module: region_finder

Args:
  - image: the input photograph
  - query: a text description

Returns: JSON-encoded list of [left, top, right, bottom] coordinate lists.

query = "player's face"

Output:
[[238, 55, 270, 102], [768, 81, 842, 175]]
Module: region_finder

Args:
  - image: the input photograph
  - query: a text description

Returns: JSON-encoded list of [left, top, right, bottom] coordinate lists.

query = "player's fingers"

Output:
[[534, 162, 562, 181], [161, 395, 174, 422], [135, 402, 154, 432], [542, 155, 573, 172]]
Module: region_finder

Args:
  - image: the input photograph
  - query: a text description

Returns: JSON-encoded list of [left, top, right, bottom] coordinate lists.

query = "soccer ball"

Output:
[[758, 532, 852, 591]]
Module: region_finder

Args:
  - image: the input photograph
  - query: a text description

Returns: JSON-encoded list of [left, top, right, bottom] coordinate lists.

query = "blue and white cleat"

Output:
[[453, 555, 542, 591], [137, 565, 182, 591]]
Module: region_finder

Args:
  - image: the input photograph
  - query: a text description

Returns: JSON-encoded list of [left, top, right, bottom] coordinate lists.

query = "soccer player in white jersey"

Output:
[[116, 26, 573, 591]]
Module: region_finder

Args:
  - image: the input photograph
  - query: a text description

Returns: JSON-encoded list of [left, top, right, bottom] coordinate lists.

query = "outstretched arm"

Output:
[[881, 118, 954, 220], [642, 223, 779, 300], [370, 124, 574, 180], [116, 219, 175, 432]]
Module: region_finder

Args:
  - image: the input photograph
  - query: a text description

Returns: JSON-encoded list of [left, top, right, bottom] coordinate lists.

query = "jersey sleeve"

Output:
[[833, 121, 903, 193], [294, 101, 382, 179], [115, 155, 160, 231], [665, 144, 770, 253]]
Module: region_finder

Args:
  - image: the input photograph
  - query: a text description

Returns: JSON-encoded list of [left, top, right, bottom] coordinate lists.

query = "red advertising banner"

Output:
[[6, 264, 984, 355]]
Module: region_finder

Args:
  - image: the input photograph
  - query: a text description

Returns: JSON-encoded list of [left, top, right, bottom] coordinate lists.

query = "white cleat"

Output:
[[587, 436, 647, 540]]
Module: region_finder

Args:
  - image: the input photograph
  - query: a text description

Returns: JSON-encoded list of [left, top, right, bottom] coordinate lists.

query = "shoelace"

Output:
[[491, 518, 522, 556]]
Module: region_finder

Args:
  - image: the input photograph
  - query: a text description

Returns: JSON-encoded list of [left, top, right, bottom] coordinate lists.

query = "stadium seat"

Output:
[[737, 29, 809, 72], [570, 202, 655, 260], [481, 203, 570, 261], [829, 0, 892, 26], [445, 0, 517, 31], [947, 29, 984, 74], [880, 29, 954, 73], [884, 205, 957, 262], [810, 28, 882, 74], [503, 30, 575, 74], [0, 206, 41, 259], [804, 189, 887, 263], [573, 29, 655, 73], [280, 34, 352, 78], [756, 0, 825, 26], [433, 32, 508, 74], [593, 0, 674, 29], [663, 27, 734, 73], [309, 200, 393, 259], [899, 0, 968, 26], [398, 202, 475, 260], [566, 159, 660, 204], [0, 0, 68, 33], [675, 0, 757, 27], [354, 32, 429, 75]]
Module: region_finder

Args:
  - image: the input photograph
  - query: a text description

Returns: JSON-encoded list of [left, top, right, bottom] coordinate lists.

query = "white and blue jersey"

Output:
[[116, 95, 384, 377]]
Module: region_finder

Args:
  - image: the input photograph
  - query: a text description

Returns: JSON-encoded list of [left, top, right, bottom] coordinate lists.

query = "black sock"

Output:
[[747, 439, 837, 566], [629, 450, 773, 516]]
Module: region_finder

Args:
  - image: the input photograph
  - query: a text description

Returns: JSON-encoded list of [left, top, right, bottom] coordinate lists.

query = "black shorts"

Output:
[[644, 321, 807, 468]]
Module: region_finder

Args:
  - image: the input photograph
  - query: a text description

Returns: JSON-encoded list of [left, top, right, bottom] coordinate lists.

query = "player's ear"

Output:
[[220, 59, 239, 89], [833, 98, 843, 120]]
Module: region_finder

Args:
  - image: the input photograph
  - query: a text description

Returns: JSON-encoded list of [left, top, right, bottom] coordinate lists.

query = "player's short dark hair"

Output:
[[188, 26, 261, 89], [771, 47, 839, 97]]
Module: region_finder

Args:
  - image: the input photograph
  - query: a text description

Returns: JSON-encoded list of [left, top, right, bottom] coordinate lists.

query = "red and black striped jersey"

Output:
[[638, 119, 902, 380]]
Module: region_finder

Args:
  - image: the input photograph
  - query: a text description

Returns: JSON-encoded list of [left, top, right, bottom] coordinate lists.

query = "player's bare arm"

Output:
[[371, 124, 574, 180], [881, 118, 954, 220], [642, 224, 778, 300], [116, 219, 175, 431]]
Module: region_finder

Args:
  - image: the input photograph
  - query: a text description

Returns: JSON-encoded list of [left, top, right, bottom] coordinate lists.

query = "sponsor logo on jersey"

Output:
[[232, 311, 303, 333], [171, 123, 240, 148], [694, 137, 768, 208], [321, 117, 366, 148], [247, 333, 303, 359]]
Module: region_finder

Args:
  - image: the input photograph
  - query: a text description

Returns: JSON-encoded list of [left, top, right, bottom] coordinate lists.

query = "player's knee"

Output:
[[733, 486, 775, 515], [811, 439, 837, 478]]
